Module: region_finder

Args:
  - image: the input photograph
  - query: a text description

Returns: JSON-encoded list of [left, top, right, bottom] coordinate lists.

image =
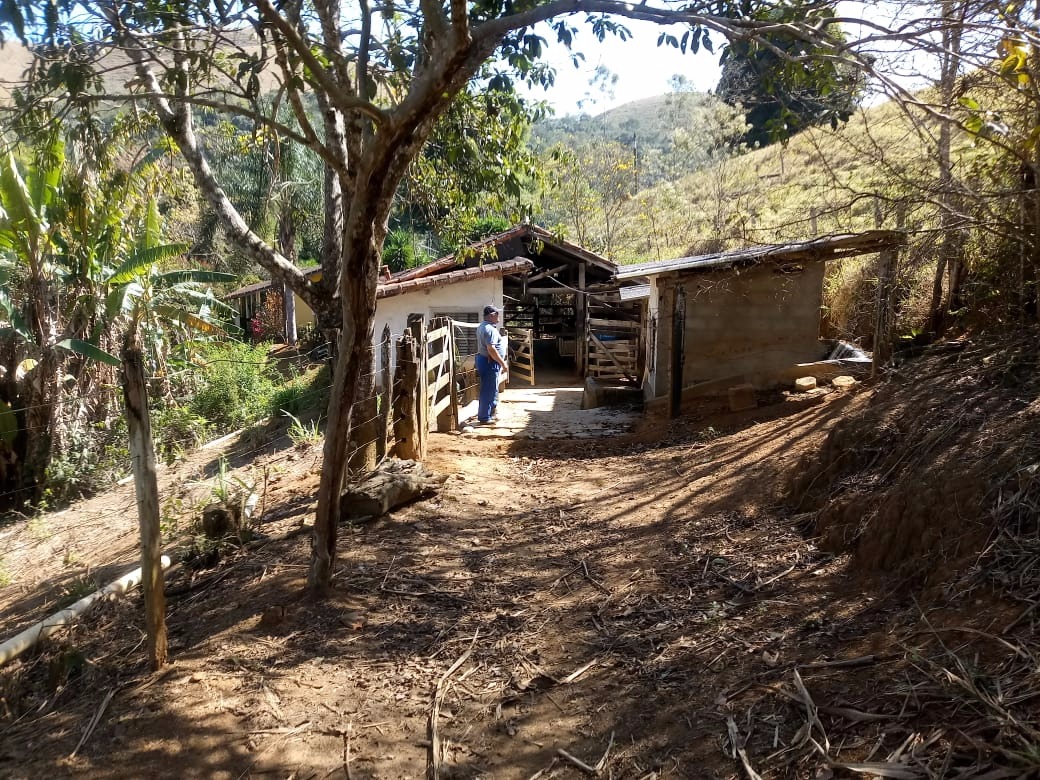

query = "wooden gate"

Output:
[[426, 316, 457, 431], [586, 316, 641, 384], [508, 327, 535, 386]]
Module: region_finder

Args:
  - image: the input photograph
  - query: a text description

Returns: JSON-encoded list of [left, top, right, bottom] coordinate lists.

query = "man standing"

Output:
[[476, 305, 507, 424]]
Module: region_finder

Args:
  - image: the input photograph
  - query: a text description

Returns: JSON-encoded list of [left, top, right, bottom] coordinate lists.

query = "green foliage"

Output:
[[42, 418, 130, 507], [465, 216, 511, 242], [283, 411, 323, 447], [531, 92, 746, 187], [268, 363, 331, 419], [715, 2, 862, 148], [211, 456, 252, 505], [160, 494, 184, 541], [382, 229, 434, 272], [187, 341, 279, 434], [152, 404, 210, 465], [57, 576, 98, 608], [193, 107, 326, 274], [399, 77, 544, 246]]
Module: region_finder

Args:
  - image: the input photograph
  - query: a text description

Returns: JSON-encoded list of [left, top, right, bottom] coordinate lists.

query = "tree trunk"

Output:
[[21, 274, 61, 501], [927, 0, 964, 337], [21, 347, 58, 499], [308, 218, 381, 594], [121, 329, 168, 670]]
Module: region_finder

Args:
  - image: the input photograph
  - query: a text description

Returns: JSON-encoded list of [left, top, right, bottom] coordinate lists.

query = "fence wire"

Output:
[[0, 318, 475, 513]]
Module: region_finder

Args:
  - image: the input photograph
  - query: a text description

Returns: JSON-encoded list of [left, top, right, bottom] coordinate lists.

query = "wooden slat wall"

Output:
[[585, 293, 643, 383], [426, 317, 455, 428], [510, 328, 535, 386]]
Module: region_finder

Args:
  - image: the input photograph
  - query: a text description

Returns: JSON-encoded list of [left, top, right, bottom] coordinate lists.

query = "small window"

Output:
[[434, 310, 479, 356]]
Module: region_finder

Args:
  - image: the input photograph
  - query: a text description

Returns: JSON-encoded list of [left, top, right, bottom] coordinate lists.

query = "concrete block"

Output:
[[794, 376, 817, 392], [582, 377, 601, 409], [832, 375, 857, 390], [728, 383, 757, 412]]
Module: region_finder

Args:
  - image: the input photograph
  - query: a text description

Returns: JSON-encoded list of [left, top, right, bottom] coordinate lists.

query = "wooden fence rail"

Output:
[[365, 312, 511, 463], [509, 328, 535, 386]]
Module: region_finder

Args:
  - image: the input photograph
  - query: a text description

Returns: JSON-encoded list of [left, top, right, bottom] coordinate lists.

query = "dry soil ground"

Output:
[[0, 383, 1011, 778]]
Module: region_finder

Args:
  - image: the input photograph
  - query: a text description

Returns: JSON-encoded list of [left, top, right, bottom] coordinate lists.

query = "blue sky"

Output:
[[518, 2, 932, 118], [519, 19, 723, 117]]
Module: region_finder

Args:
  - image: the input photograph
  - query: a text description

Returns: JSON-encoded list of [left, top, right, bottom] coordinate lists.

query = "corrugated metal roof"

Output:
[[614, 230, 907, 281], [618, 283, 651, 301]]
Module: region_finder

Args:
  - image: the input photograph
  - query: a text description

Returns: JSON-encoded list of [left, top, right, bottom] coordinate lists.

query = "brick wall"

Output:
[[654, 261, 827, 396]]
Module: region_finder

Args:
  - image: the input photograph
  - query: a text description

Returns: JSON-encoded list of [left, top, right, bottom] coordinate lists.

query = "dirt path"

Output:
[[1, 389, 900, 779]]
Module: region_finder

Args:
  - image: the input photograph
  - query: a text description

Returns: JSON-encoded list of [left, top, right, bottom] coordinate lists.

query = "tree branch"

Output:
[[256, 0, 387, 126], [105, 17, 320, 311]]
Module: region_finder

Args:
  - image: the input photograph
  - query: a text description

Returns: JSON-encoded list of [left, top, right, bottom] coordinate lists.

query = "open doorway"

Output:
[[502, 285, 579, 385]]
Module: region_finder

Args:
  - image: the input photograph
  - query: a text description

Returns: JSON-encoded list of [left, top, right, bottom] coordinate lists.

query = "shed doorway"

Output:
[[502, 275, 646, 388]]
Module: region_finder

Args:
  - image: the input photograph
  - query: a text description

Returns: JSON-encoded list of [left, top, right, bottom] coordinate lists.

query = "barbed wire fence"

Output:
[[0, 313, 489, 519]]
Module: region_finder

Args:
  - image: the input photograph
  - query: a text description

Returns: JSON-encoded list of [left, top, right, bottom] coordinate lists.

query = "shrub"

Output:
[[153, 404, 211, 464], [43, 418, 130, 507], [187, 341, 279, 434], [253, 291, 285, 341], [267, 364, 331, 420], [383, 229, 434, 272]]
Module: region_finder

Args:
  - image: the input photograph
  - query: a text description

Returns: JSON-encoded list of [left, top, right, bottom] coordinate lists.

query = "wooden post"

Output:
[[392, 332, 418, 459], [669, 282, 686, 419], [407, 314, 429, 460], [379, 324, 392, 461], [347, 328, 382, 475], [576, 264, 587, 376], [121, 332, 167, 670], [347, 393, 379, 474], [872, 249, 898, 376], [436, 322, 458, 432]]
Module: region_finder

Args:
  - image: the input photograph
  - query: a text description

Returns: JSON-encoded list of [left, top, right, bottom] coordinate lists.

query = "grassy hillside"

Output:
[[588, 98, 946, 261], [537, 91, 999, 343], [0, 29, 271, 101]]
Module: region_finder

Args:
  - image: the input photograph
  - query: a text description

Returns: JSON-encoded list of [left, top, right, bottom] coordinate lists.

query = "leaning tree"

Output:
[[0, 0, 1016, 592]]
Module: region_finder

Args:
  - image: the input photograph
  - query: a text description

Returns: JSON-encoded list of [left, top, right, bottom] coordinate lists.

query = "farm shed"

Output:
[[224, 257, 532, 363], [395, 225, 645, 385], [224, 268, 322, 337], [614, 231, 907, 415], [225, 225, 652, 385], [372, 256, 533, 373]]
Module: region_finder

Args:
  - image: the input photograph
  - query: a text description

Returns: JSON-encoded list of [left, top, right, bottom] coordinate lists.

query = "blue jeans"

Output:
[[475, 353, 500, 422]]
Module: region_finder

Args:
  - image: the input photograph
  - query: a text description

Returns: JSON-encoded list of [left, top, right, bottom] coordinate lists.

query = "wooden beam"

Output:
[[590, 333, 636, 384], [670, 285, 686, 419], [577, 264, 587, 375], [524, 287, 570, 295], [872, 249, 898, 377], [527, 262, 570, 283]]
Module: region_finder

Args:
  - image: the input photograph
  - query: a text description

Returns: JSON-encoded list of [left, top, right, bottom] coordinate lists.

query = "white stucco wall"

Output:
[[372, 276, 504, 376], [293, 290, 315, 328]]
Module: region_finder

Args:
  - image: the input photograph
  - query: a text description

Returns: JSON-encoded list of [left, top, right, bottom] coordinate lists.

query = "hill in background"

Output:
[[531, 90, 747, 189], [531, 88, 982, 346]]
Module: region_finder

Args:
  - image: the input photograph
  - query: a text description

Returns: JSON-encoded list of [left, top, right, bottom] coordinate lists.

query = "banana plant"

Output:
[[0, 136, 69, 495], [58, 200, 235, 670]]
